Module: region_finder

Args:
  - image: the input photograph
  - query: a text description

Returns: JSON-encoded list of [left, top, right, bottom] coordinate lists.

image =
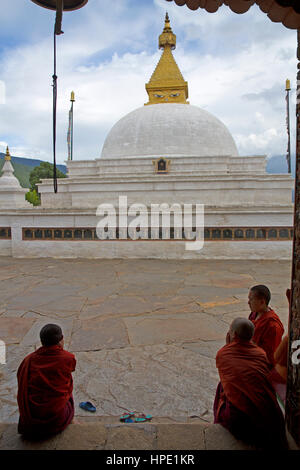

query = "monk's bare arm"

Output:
[[260, 324, 282, 365]]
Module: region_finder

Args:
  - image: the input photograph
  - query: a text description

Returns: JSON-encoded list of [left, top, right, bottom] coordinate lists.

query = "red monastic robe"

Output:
[[268, 334, 288, 404], [17, 344, 76, 439], [214, 338, 288, 449], [249, 308, 284, 366]]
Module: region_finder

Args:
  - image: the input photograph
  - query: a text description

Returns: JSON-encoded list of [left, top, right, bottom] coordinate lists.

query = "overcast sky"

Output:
[[0, 0, 297, 164]]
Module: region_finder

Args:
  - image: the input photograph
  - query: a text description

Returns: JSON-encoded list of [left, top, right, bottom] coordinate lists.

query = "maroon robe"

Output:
[[249, 308, 284, 366], [17, 344, 76, 439], [214, 338, 288, 449]]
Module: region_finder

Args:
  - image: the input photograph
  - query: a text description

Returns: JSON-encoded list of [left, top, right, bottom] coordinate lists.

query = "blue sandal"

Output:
[[79, 401, 96, 412]]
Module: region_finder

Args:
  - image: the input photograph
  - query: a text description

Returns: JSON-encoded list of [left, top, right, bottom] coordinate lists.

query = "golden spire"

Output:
[[159, 12, 176, 50], [145, 13, 188, 106], [4, 146, 11, 161]]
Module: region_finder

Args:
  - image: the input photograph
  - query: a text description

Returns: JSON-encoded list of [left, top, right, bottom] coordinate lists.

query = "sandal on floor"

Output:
[[79, 401, 96, 413], [134, 414, 152, 422], [120, 412, 135, 422]]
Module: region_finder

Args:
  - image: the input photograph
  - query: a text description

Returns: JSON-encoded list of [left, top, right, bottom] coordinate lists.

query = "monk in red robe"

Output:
[[17, 324, 76, 440], [214, 318, 288, 449], [248, 285, 284, 366]]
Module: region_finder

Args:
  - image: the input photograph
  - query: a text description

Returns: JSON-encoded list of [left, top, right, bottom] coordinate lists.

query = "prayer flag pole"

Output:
[[286, 79, 291, 174], [67, 91, 75, 161]]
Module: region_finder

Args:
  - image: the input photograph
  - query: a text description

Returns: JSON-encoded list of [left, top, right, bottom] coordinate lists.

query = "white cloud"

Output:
[[0, 80, 5, 105], [235, 128, 283, 157]]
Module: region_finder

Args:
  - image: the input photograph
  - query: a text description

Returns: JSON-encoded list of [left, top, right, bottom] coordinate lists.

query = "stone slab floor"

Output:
[[0, 257, 292, 425]]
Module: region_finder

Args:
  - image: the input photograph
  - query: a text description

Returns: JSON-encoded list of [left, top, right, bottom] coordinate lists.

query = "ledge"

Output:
[[0, 421, 298, 450]]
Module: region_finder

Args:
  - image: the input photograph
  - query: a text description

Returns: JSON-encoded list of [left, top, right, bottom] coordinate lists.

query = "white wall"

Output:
[[0, 210, 293, 260]]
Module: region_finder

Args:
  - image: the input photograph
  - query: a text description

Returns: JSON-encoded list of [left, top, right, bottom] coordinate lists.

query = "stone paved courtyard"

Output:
[[0, 257, 291, 425]]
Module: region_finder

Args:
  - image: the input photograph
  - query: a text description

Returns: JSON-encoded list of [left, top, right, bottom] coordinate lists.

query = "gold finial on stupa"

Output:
[[145, 14, 188, 106], [5, 146, 11, 161], [159, 12, 176, 50]]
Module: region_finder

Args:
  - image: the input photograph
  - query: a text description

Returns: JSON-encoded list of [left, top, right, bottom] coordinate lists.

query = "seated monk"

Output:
[[17, 324, 76, 440], [248, 284, 284, 366], [214, 318, 288, 449]]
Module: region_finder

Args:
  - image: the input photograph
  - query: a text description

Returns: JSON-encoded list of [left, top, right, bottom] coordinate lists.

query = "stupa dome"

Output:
[[100, 103, 239, 159]]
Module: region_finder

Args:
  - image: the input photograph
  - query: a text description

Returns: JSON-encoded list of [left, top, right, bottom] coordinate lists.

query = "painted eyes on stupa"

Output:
[[154, 93, 180, 98]]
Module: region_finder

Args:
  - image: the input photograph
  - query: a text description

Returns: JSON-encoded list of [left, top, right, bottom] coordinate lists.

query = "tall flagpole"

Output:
[[71, 91, 75, 161], [67, 91, 75, 161], [286, 79, 291, 174]]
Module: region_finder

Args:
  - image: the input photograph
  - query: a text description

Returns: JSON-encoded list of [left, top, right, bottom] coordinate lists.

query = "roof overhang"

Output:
[[165, 1, 300, 29]]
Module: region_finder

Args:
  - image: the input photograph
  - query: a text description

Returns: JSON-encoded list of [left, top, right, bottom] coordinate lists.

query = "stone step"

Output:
[[0, 421, 298, 450]]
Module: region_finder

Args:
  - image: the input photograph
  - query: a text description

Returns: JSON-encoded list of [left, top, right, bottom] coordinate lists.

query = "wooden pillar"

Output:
[[285, 28, 300, 447]]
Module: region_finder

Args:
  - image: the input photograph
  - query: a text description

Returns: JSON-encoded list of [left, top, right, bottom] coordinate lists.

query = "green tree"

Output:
[[25, 189, 41, 206], [29, 162, 66, 193]]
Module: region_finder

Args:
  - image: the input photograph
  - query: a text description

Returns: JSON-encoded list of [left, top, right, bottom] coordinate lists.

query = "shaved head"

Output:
[[250, 285, 271, 305], [230, 317, 254, 341], [40, 324, 63, 347]]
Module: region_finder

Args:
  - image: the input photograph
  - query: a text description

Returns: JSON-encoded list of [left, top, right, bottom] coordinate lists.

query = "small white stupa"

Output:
[[0, 146, 30, 208]]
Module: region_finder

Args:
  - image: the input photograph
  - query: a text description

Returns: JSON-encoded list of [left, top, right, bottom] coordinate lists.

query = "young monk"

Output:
[[214, 317, 288, 449], [17, 324, 76, 440], [248, 284, 284, 366]]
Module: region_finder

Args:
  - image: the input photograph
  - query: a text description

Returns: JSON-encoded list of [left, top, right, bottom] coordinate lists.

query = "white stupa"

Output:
[[0, 147, 29, 208]]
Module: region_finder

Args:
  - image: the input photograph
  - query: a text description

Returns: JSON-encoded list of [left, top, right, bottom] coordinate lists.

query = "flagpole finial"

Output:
[[286, 79, 291, 91], [70, 91, 75, 102]]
